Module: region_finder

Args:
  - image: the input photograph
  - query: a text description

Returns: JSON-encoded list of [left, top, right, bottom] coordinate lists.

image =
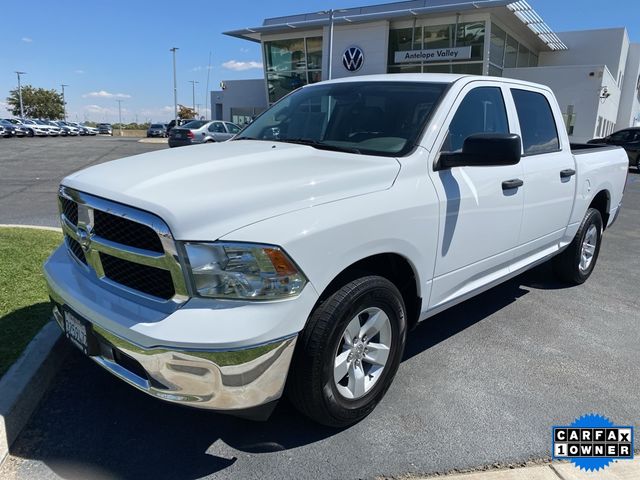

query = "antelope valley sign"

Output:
[[394, 46, 472, 63]]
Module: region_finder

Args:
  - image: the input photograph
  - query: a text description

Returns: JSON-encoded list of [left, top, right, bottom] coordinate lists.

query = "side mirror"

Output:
[[437, 133, 522, 170]]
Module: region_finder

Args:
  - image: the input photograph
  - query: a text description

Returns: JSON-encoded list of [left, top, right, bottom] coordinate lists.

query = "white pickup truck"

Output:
[[45, 74, 628, 427]]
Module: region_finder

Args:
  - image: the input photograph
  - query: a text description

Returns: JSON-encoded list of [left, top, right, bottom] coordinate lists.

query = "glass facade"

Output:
[[387, 22, 485, 74], [489, 23, 538, 74], [264, 37, 323, 103]]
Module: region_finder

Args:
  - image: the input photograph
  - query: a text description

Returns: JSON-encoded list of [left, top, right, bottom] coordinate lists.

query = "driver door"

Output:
[[428, 84, 524, 310]]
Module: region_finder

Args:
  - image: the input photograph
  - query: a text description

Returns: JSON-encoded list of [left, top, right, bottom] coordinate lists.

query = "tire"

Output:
[[287, 275, 407, 427], [635, 155, 640, 171], [553, 208, 603, 284]]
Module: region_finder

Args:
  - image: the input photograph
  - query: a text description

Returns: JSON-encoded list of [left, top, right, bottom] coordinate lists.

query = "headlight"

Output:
[[184, 242, 307, 300]]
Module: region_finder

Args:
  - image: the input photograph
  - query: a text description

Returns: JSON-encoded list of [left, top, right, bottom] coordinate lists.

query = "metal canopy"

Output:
[[224, 0, 568, 51]]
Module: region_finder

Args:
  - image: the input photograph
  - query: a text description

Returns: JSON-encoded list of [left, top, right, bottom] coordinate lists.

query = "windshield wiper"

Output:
[[277, 138, 361, 154]]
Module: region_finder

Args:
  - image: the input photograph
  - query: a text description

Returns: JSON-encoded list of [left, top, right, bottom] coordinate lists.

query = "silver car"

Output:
[[168, 120, 241, 147]]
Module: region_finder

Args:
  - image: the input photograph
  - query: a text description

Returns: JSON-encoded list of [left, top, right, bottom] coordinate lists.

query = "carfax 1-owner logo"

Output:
[[553, 414, 634, 472]]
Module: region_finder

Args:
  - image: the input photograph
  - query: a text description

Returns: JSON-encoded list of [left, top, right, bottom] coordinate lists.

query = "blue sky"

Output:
[[1, 0, 638, 123]]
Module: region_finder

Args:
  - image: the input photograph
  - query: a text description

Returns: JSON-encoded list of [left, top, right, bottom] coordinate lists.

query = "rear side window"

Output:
[[512, 89, 560, 155], [443, 87, 509, 153], [209, 122, 226, 133]]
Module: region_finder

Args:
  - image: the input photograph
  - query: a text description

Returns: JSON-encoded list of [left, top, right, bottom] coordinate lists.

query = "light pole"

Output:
[[317, 9, 348, 80], [15, 71, 26, 118], [116, 99, 123, 136], [60, 84, 68, 121], [189, 80, 199, 115], [170, 47, 179, 122]]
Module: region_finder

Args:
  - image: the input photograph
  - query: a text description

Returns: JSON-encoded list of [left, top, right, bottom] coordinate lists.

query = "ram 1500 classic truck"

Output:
[[44, 74, 628, 427]]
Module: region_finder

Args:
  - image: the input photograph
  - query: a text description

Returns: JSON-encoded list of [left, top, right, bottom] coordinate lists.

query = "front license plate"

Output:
[[64, 310, 90, 354]]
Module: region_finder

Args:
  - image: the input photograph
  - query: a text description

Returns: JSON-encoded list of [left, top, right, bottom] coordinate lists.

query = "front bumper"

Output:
[[50, 301, 296, 411], [44, 245, 314, 412]]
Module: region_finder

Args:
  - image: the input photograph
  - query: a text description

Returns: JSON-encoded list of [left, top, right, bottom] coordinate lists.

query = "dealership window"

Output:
[[488, 23, 538, 75], [388, 22, 485, 74], [562, 105, 576, 136], [264, 36, 323, 103]]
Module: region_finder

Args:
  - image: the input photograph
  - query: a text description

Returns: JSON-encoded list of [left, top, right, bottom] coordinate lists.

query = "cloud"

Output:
[[222, 60, 263, 71], [240, 48, 250, 53], [192, 65, 213, 72], [83, 104, 121, 115], [74, 69, 85, 74], [22, 37, 33, 43], [0, 101, 10, 116], [82, 90, 131, 99]]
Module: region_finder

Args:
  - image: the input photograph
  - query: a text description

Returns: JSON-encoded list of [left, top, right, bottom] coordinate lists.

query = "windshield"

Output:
[[237, 81, 447, 156], [150, 124, 164, 129]]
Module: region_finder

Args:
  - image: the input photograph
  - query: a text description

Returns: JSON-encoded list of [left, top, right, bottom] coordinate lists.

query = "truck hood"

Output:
[[63, 140, 400, 240]]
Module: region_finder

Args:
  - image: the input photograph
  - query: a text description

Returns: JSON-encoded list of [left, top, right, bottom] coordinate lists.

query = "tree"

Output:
[[6, 85, 65, 119], [177, 104, 197, 120]]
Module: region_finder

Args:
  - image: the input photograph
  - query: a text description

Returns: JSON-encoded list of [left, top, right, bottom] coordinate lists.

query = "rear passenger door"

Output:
[[509, 87, 576, 262]]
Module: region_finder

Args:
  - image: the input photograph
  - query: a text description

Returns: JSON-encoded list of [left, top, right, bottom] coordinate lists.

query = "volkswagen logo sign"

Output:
[[342, 46, 364, 72]]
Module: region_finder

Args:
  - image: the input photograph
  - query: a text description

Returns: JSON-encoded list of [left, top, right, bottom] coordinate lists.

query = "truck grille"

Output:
[[58, 186, 187, 303], [100, 253, 175, 300], [94, 209, 163, 253]]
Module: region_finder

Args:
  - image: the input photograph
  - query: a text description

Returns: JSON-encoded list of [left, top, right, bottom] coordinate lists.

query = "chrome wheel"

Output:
[[579, 224, 598, 273], [333, 307, 392, 400]]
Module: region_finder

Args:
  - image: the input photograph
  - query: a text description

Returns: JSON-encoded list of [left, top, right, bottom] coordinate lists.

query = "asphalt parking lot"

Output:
[[0, 138, 639, 479], [0, 136, 167, 227]]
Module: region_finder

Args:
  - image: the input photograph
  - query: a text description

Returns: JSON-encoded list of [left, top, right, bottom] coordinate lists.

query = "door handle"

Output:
[[502, 179, 524, 190], [560, 169, 576, 179]]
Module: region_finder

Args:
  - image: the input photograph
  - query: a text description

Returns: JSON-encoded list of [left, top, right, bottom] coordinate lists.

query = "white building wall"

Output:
[[538, 29, 629, 84], [505, 65, 620, 143], [617, 43, 640, 128]]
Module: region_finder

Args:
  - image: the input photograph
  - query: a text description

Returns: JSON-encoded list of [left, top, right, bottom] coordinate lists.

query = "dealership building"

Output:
[[215, 0, 640, 142]]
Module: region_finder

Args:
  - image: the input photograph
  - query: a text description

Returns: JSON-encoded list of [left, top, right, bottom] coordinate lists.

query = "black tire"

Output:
[[635, 155, 640, 171], [553, 208, 603, 284], [28, 129, 34, 137], [287, 275, 407, 427]]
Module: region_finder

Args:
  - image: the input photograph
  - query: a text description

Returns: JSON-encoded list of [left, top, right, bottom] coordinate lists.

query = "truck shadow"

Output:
[[8, 263, 572, 480]]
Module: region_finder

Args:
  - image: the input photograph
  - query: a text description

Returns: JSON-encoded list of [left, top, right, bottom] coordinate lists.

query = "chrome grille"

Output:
[[94, 209, 164, 253], [100, 253, 175, 300], [58, 186, 187, 303]]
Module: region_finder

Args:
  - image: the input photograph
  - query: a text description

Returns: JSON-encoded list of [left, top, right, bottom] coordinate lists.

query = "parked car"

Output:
[[3, 119, 29, 137], [168, 120, 240, 147], [33, 119, 61, 136], [59, 121, 81, 136], [0, 119, 25, 137], [45, 74, 628, 427], [0, 125, 4, 138], [14, 119, 49, 137], [0, 120, 16, 137], [166, 118, 195, 135], [96, 123, 113, 135], [588, 127, 640, 170], [147, 123, 167, 138], [83, 124, 99, 136]]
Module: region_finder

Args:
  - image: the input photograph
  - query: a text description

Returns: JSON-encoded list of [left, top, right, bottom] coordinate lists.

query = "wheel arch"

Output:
[[589, 189, 610, 229], [312, 252, 422, 331]]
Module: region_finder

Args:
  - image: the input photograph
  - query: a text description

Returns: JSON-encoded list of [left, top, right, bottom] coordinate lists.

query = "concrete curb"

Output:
[[138, 138, 168, 144], [417, 459, 640, 479], [0, 225, 62, 233], [0, 322, 69, 466]]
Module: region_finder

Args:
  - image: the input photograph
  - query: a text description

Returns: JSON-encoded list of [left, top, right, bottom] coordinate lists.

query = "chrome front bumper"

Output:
[[50, 301, 297, 411]]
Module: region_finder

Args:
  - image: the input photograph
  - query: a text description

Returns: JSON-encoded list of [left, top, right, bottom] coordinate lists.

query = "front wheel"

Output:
[[287, 275, 407, 427], [553, 208, 603, 284]]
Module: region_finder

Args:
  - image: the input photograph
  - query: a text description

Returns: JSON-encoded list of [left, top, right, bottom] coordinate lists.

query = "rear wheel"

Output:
[[553, 208, 603, 284], [287, 275, 407, 427]]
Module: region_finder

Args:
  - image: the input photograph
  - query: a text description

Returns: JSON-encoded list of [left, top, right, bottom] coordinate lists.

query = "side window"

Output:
[[443, 87, 509, 153], [609, 130, 631, 142], [512, 89, 560, 155], [208, 122, 226, 133], [226, 123, 241, 134]]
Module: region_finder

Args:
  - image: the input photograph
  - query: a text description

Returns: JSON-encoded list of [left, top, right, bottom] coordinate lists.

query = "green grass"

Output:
[[0, 227, 62, 378]]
